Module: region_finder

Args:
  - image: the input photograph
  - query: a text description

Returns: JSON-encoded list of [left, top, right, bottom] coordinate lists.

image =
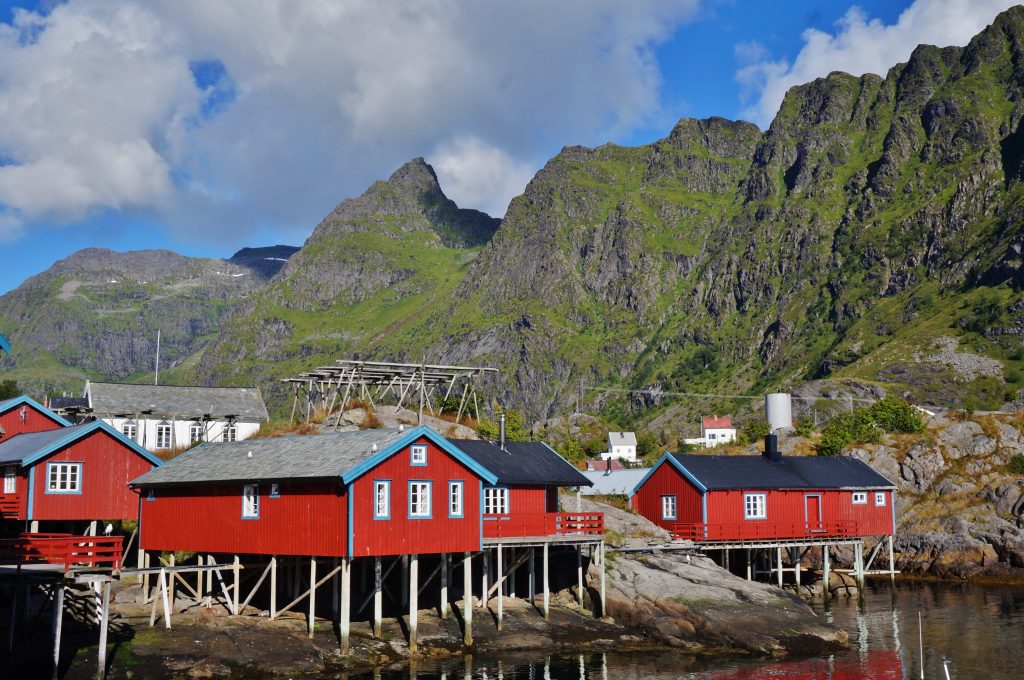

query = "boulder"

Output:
[[938, 421, 996, 459], [900, 443, 945, 493]]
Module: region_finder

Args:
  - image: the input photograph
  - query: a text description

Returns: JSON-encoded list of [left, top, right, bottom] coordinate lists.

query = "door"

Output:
[[805, 494, 823, 533]]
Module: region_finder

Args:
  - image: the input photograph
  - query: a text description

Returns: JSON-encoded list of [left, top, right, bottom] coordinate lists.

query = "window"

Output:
[[269, 483, 280, 498], [484, 487, 509, 514], [374, 480, 390, 519], [46, 462, 82, 494], [661, 495, 677, 520], [189, 422, 203, 444], [709, 433, 717, 440], [155, 422, 172, 449], [874, 492, 886, 506], [744, 493, 766, 520], [122, 420, 137, 441], [224, 424, 237, 442], [410, 444, 427, 466], [242, 484, 259, 519], [409, 481, 431, 518], [3, 467, 15, 494], [449, 481, 464, 518], [852, 492, 868, 505]]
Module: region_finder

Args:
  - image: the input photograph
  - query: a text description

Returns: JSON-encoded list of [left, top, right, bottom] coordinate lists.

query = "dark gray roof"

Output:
[[669, 453, 895, 491], [132, 428, 410, 486], [449, 439, 591, 487], [87, 382, 269, 421], [49, 397, 89, 411], [0, 423, 94, 465]]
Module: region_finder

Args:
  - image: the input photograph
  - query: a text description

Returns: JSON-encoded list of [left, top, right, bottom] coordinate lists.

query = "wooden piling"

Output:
[[96, 580, 111, 680], [270, 556, 277, 618], [496, 544, 504, 631], [373, 557, 383, 638], [51, 582, 64, 680], [463, 552, 473, 646], [340, 557, 351, 655], [441, 553, 449, 619], [409, 553, 419, 653], [542, 543, 549, 620], [309, 556, 317, 638]]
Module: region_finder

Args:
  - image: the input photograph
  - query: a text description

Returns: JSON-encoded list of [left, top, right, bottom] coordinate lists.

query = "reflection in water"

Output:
[[353, 582, 1024, 679]]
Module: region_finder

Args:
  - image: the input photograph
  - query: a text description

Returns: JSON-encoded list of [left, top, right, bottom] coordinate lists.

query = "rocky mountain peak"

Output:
[[386, 156, 441, 189]]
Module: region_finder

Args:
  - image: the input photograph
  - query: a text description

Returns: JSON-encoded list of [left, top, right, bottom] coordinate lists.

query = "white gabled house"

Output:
[[684, 416, 738, 449], [602, 431, 638, 462]]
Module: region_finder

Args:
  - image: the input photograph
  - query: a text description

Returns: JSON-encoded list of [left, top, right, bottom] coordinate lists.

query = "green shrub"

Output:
[[794, 418, 815, 438], [739, 419, 771, 445], [1009, 454, 1024, 475], [867, 397, 925, 433], [477, 407, 530, 441], [816, 410, 880, 457], [1005, 367, 1023, 385]]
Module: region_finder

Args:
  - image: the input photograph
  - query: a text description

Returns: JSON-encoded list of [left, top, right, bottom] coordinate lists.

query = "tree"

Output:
[[0, 380, 18, 400], [476, 407, 530, 441]]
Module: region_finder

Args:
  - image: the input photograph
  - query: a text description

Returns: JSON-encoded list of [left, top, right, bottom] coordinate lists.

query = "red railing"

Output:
[[483, 512, 604, 539], [0, 495, 23, 518], [672, 521, 859, 543], [0, 533, 123, 573]]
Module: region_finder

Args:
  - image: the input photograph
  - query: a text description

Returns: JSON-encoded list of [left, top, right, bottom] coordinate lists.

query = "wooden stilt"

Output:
[[332, 558, 339, 620], [888, 535, 896, 584], [402, 555, 410, 608], [141, 551, 150, 602], [794, 547, 802, 589], [576, 546, 583, 607], [509, 549, 516, 599], [409, 554, 419, 653], [309, 556, 317, 638], [270, 556, 277, 618], [746, 548, 752, 580], [159, 569, 171, 629], [496, 545, 504, 631], [481, 550, 489, 609], [340, 557, 351, 655], [233, 556, 240, 615], [206, 554, 213, 607], [373, 557, 383, 638], [855, 542, 865, 589], [776, 547, 784, 587], [542, 543, 550, 620], [196, 554, 205, 603], [440, 553, 449, 619], [528, 547, 536, 603], [168, 553, 176, 607], [463, 552, 473, 646], [598, 541, 606, 617], [823, 544, 831, 601], [51, 582, 64, 680], [97, 580, 111, 680]]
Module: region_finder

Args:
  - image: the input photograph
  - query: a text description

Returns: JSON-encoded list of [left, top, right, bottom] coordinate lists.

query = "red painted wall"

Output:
[[0, 466, 28, 520], [140, 481, 347, 557], [0, 403, 64, 440], [30, 429, 156, 521], [706, 488, 894, 536], [350, 435, 482, 557], [631, 463, 703, 532]]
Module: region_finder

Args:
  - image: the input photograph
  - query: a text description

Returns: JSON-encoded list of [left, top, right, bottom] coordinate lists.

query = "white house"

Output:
[[78, 382, 269, 452], [684, 416, 738, 449], [602, 431, 638, 462]]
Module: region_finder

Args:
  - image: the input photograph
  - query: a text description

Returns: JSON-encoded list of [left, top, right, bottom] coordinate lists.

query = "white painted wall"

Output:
[[600, 445, 637, 462], [102, 417, 261, 451], [700, 427, 737, 448]]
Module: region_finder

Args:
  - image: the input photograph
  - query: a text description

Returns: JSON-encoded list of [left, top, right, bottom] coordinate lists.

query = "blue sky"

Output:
[[0, 0, 1014, 294]]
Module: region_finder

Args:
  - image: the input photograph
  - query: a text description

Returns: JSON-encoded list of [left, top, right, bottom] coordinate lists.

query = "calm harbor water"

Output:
[[354, 581, 1024, 679]]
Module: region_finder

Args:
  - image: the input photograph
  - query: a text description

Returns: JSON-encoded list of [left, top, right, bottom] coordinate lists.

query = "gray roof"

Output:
[[87, 382, 269, 421], [448, 439, 591, 487], [608, 431, 637, 447], [580, 469, 649, 496], [132, 428, 410, 486], [0, 423, 95, 465]]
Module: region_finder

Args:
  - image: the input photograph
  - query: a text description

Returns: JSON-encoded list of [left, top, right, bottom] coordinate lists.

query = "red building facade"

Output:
[[0, 396, 69, 440]]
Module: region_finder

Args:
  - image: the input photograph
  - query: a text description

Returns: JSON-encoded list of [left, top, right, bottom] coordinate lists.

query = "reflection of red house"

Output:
[[701, 649, 904, 678], [631, 441, 895, 542]]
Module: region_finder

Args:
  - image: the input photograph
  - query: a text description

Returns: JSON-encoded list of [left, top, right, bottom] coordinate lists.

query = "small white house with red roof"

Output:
[[684, 416, 737, 449]]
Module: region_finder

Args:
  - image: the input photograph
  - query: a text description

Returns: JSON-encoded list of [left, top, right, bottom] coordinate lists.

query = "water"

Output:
[[353, 582, 1024, 679]]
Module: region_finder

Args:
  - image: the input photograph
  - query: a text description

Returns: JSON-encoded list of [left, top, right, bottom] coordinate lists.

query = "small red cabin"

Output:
[[631, 448, 896, 543], [0, 418, 163, 525], [133, 426, 500, 558], [0, 395, 70, 441]]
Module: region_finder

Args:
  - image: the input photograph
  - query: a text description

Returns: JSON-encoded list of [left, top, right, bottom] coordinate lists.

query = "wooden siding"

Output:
[[349, 435, 481, 557], [482, 485, 560, 538], [140, 481, 347, 556], [706, 488, 895, 537], [30, 429, 156, 521], [0, 404, 63, 440], [0, 466, 28, 520], [632, 462, 703, 532]]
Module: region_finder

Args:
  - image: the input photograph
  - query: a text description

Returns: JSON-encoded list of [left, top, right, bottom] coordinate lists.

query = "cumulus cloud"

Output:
[[736, 0, 1018, 128], [0, 0, 700, 240]]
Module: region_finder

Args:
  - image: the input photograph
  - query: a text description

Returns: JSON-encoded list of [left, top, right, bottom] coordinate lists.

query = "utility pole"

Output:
[[154, 329, 161, 386]]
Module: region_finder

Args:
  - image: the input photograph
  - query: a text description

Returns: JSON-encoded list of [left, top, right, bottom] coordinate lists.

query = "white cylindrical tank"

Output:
[[765, 393, 792, 431]]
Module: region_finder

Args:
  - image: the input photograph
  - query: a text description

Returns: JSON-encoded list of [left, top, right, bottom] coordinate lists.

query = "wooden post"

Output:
[[599, 541, 606, 617], [97, 580, 111, 680], [340, 557, 351, 655], [270, 556, 277, 618], [332, 557, 339, 620], [776, 547, 783, 587], [576, 546, 583, 607], [746, 549, 752, 580], [823, 544, 831, 601], [888, 535, 896, 585], [528, 547, 536, 602], [794, 547, 801, 589], [542, 542, 550, 620], [509, 548, 516, 599], [855, 542, 865, 589], [141, 551, 149, 602], [481, 550, 489, 608], [196, 554, 205, 603], [159, 569, 171, 629], [206, 554, 213, 607], [51, 582, 64, 680], [402, 555, 410, 608], [88, 520, 97, 536], [496, 544, 504, 631], [168, 553, 176, 607], [440, 553, 449, 619], [373, 557, 383, 638], [463, 552, 473, 646], [409, 554, 419, 653], [309, 556, 317, 638], [233, 556, 240, 616]]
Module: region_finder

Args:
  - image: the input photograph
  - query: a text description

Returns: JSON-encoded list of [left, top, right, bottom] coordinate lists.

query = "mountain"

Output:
[[0, 245, 297, 394]]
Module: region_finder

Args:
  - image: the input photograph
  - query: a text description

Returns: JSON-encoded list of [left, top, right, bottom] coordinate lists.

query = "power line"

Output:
[[584, 386, 878, 403]]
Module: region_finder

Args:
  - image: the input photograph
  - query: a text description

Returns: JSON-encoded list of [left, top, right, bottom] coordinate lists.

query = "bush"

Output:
[[477, 408, 530, 441], [794, 417, 815, 438], [816, 410, 880, 457], [556, 438, 586, 462], [0, 380, 18, 400], [1010, 454, 1024, 475], [867, 397, 925, 433], [739, 419, 771, 445]]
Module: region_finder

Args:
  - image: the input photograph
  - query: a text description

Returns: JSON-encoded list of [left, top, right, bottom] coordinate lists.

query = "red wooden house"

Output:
[[0, 395, 70, 441], [631, 441, 896, 543], [0, 418, 163, 526]]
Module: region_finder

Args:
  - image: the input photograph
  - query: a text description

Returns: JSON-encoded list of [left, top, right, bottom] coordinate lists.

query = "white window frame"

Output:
[[661, 495, 677, 520], [189, 422, 203, 444], [122, 421, 137, 441], [484, 487, 509, 514], [852, 491, 868, 505], [449, 481, 464, 518], [874, 491, 886, 506], [410, 444, 427, 466], [409, 481, 431, 518], [3, 466, 16, 494], [744, 493, 767, 520], [242, 484, 259, 519], [155, 422, 172, 450], [46, 462, 82, 494], [224, 424, 237, 442], [374, 480, 391, 519]]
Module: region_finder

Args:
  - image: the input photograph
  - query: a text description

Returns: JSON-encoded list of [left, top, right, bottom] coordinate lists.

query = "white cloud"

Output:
[[0, 0, 701, 236], [736, 0, 1019, 128]]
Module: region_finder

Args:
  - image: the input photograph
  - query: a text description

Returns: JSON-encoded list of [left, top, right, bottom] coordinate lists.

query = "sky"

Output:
[[0, 0, 1018, 294]]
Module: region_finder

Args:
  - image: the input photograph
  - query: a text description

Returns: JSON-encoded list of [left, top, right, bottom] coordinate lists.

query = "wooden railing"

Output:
[[672, 521, 860, 543], [0, 495, 23, 518], [483, 512, 604, 539], [0, 533, 123, 573]]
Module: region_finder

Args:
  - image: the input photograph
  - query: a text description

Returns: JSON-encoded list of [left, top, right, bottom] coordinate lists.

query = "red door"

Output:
[[805, 494, 823, 532]]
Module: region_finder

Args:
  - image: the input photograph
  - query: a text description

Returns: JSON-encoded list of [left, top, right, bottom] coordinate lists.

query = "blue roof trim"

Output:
[[341, 425, 498, 486], [22, 420, 164, 468], [0, 395, 72, 427], [631, 452, 709, 496], [0, 331, 10, 353]]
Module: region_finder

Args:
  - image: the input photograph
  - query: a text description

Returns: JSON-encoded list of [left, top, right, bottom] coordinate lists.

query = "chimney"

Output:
[[499, 412, 506, 452], [605, 457, 612, 476], [763, 434, 781, 462]]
